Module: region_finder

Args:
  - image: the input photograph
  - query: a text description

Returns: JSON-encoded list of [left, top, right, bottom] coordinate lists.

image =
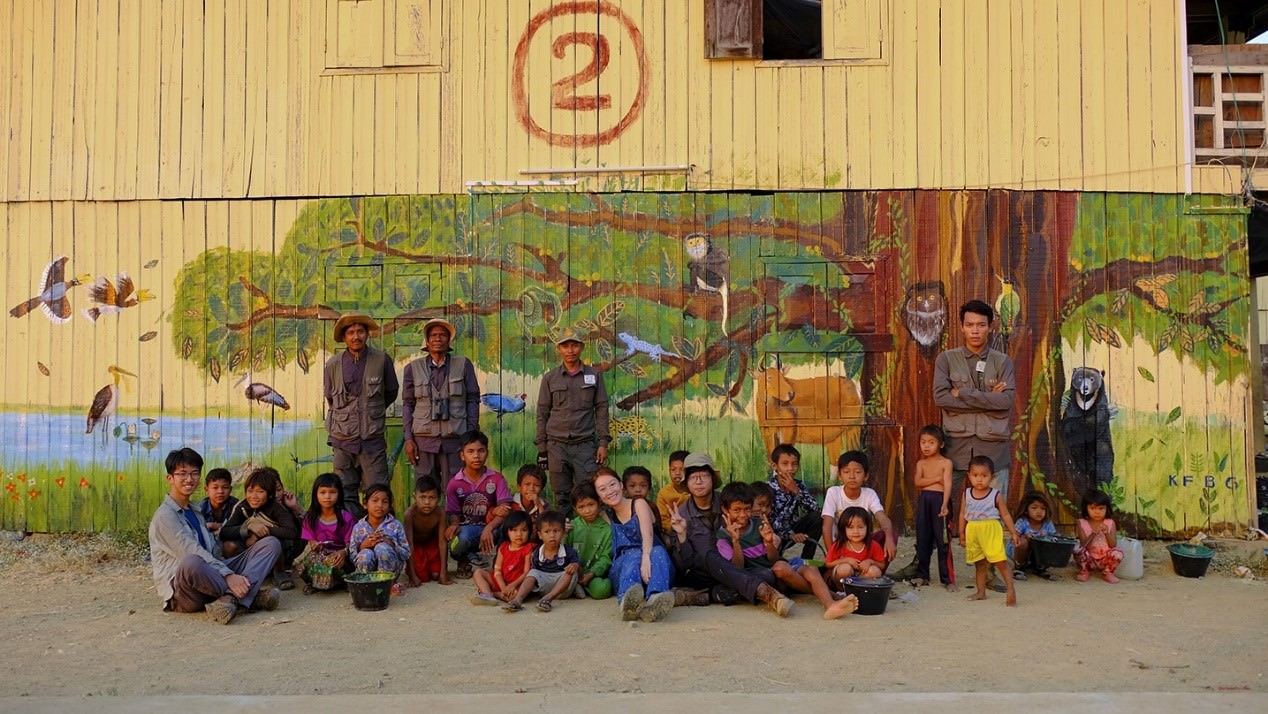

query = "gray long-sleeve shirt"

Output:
[[535, 364, 610, 450], [932, 346, 1016, 471], [149, 494, 231, 604]]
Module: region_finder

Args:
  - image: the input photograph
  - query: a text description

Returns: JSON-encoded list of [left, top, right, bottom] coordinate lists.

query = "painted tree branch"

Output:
[[488, 199, 852, 262], [1064, 255, 1246, 353], [615, 318, 774, 410]]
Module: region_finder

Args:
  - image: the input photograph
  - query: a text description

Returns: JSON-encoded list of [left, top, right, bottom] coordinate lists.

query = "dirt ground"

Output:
[[0, 533, 1264, 697]]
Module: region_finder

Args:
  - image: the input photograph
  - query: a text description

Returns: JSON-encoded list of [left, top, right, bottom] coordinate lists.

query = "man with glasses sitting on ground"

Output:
[[147, 447, 283, 624]]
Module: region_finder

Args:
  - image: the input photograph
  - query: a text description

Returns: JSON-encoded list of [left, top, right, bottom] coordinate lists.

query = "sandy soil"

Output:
[[0, 534, 1264, 697]]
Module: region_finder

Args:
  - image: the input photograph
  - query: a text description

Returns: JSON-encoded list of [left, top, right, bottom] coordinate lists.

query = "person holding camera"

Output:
[[535, 329, 610, 517], [323, 313, 399, 517], [402, 317, 481, 486]]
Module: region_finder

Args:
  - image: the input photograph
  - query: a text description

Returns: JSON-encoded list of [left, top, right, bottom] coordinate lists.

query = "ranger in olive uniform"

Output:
[[536, 330, 610, 516], [402, 317, 481, 485], [323, 313, 399, 516]]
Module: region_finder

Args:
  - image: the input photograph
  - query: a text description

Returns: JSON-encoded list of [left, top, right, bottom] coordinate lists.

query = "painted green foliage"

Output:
[[1063, 193, 1249, 385], [170, 193, 870, 407]]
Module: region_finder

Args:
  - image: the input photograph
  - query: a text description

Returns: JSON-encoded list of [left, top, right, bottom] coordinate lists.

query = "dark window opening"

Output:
[[764, 0, 823, 60]]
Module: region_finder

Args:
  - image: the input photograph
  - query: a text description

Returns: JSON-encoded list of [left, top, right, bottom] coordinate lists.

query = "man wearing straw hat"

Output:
[[536, 329, 610, 516], [402, 317, 481, 485], [324, 313, 399, 516]]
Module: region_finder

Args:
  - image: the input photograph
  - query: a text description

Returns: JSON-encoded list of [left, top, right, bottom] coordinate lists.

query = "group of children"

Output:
[[193, 426, 1127, 615]]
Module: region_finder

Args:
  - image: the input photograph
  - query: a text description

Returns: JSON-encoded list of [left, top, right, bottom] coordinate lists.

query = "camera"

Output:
[[431, 398, 450, 421]]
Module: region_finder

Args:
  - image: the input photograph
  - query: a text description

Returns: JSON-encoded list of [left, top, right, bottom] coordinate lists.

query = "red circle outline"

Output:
[[512, 1, 649, 148]]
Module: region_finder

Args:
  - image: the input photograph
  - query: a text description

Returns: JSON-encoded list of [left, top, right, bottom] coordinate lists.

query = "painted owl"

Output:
[[902, 281, 947, 356]]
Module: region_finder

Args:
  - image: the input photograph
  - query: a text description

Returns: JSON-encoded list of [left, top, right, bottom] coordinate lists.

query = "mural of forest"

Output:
[[0, 190, 1254, 537]]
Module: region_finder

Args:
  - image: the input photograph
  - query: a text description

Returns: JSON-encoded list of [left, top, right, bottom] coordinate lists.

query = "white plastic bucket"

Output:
[[1117, 536, 1144, 579]]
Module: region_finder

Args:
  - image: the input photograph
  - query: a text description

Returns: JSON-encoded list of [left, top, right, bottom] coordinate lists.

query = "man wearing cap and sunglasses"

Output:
[[536, 329, 610, 516], [323, 313, 399, 516], [402, 317, 481, 485]]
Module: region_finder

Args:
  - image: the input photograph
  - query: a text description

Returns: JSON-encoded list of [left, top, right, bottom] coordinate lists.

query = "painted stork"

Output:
[[481, 392, 527, 427], [82, 273, 155, 322], [86, 365, 137, 443], [8, 256, 92, 324]]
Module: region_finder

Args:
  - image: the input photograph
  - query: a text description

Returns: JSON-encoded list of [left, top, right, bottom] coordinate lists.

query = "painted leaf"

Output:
[[1165, 406, 1182, 425], [707, 383, 728, 397], [208, 357, 222, 383], [138, 331, 158, 342], [671, 335, 695, 360], [1186, 291, 1206, 314], [1110, 290, 1129, 315], [618, 361, 647, 378], [296, 349, 310, 374], [729, 398, 747, 416], [181, 336, 194, 359], [596, 338, 613, 362], [1172, 453, 1183, 473], [36, 361, 50, 376], [595, 301, 625, 327], [718, 400, 730, 417], [1179, 328, 1195, 353], [143, 259, 159, 269], [1137, 366, 1154, 382], [1164, 508, 1176, 524], [661, 248, 676, 281], [1138, 438, 1154, 453], [1157, 323, 1179, 352], [572, 318, 598, 335], [1217, 452, 1229, 472]]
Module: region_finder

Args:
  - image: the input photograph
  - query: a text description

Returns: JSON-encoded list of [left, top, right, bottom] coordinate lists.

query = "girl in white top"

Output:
[[820, 450, 897, 569]]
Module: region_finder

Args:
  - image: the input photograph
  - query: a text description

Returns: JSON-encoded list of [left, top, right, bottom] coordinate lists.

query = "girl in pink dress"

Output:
[[1074, 489, 1123, 583]]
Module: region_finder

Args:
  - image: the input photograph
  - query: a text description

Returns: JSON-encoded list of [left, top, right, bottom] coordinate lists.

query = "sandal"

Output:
[[909, 577, 929, 587], [455, 563, 473, 579], [536, 598, 553, 613], [501, 600, 523, 612]]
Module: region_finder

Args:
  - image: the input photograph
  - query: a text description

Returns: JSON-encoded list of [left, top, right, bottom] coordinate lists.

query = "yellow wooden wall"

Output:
[[0, 0, 1192, 200]]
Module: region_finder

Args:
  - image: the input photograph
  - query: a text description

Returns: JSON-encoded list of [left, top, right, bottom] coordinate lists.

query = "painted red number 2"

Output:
[[550, 32, 612, 111]]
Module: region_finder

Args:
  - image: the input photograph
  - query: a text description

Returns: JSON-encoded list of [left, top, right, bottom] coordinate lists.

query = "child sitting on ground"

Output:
[[1011, 491, 1059, 581], [826, 506, 887, 582], [196, 468, 237, 535], [565, 482, 612, 599], [404, 476, 450, 587], [293, 473, 355, 594], [444, 430, 512, 577], [349, 484, 411, 594], [717, 483, 856, 620], [220, 467, 302, 588], [503, 511, 581, 612], [750, 481, 775, 520], [912, 425, 955, 590], [959, 455, 1020, 606], [655, 450, 690, 533], [488, 465, 551, 540], [821, 450, 897, 570], [471, 511, 533, 605], [622, 465, 653, 501], [1075, 489, 1123, 583]]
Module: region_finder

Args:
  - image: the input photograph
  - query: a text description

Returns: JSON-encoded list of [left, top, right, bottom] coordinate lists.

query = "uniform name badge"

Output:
[[584, 374, 596, 386], [975, 360, 986, 374]]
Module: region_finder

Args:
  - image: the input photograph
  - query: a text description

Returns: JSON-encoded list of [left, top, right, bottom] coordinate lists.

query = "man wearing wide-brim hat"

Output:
[[323, 313, 399, 516], [535, 329, 610, 516], [402, 317, 481, 485]]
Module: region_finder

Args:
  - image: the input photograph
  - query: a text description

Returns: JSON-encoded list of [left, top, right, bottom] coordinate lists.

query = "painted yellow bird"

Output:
[[83, 274, 155, 322], [8, 256, 92, 324], [994, 274, 1021, 336]]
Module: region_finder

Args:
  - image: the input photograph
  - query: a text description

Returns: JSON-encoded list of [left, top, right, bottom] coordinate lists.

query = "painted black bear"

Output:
[[1061, 367, 1115, 493]]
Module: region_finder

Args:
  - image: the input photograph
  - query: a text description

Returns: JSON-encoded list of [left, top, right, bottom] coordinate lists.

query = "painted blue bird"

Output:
[[481, 393, 527, 424]]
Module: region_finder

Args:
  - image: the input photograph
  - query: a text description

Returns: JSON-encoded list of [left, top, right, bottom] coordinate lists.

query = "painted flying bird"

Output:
[[86, 365, 138, 444], [8, 256, 92, 324], [82, 273, 155, 322]]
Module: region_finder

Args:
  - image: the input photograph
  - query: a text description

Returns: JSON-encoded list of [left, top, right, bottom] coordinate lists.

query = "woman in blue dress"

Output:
[[594, 467, 674, 622]]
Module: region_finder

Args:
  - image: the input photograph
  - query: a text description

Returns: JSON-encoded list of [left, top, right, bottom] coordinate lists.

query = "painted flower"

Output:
[[117, 473, 126, 482], [3, 483, 14, 493], [79, 477, 91, 489], [27, 478, 36, 487], [55, 476, 66, 488], [9, 493, 18, 502], [27, 489, 39, 500]]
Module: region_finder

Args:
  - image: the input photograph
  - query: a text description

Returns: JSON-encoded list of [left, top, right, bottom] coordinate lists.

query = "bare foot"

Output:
[[945, 583, 957, 593], [823, 594, 859, 620], [1005, 590, 1017, 607], [1102, 572, 1120, 584], [967, 591, 986, 601]]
